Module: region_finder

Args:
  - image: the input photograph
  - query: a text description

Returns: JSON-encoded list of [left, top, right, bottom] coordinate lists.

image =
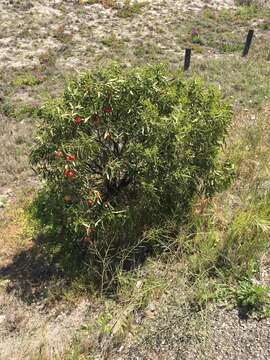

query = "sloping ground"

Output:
[[0, 0, 235, 71], [0, 0, 239, 189], [0, 200, 91, 359], [1, 1, 270, 359], [0, 292, 91, 360]]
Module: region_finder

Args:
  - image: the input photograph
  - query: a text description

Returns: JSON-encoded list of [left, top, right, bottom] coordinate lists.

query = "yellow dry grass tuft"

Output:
[[0, 197, 33, 265]]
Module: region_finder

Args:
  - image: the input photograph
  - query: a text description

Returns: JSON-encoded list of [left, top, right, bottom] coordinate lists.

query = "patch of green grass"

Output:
[[11, 72, 42, 87], [0, 192, 35, 256], [236, 4, 261, 20], [175, 194, 270, 312], [81, 0, 116, 5], [0, 100, 39, 121], [186, 195, 269, 277], [133, 41, 161, 60], [220, 200, 270, 278], [16, 103, 39, 120], [100, 33, 126, 50], [179, 102, 270, 311], [0, 101, 16, 118], [223, 4, 270, 23], [97, 308, 113, 335], [258, 21, 270, 30], [80, 0, 145, 17], [175, 7, 270, 55], [191, 46, 270, 110], [116, 0, 146, 18]]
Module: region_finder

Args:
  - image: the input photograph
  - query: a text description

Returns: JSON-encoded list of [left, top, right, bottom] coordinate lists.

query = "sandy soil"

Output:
[[0, 0, 235, 71]]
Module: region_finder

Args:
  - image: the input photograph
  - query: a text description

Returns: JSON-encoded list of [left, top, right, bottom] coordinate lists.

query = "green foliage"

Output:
[[213, 277, 270, 317], [11, 72, 42, 87], [0, 101, 16, 118], [116, 0, 146, 18], [236, 3, 259, 19], [234, 278, 270, 315], [30, 63, 232, 289], [219, 195, 270, 278], [97, 309, 113, 334], [177, 186, 270, 313]]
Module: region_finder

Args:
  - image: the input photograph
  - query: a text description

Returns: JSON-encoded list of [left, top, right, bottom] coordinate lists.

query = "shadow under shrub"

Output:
[[30, 63, 233, 291]]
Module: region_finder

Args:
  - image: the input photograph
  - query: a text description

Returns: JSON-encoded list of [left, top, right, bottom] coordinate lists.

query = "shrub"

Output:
[[30, 64, 232, 288]]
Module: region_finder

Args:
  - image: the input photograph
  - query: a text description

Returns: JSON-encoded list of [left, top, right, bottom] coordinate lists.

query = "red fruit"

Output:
[[54, 150, 63, 158], [103, 106, 112, 114], [66, 154, 76, 161], [74, 115, 81, 124], [64, 169, 75, 178]]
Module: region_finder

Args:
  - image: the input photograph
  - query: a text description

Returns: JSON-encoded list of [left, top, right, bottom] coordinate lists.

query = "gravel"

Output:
[[108, 305, 270, 360]]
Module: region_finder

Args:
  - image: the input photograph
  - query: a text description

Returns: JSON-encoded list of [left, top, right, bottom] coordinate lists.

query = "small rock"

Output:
[[118, 345, 124, 352], [0, 201, 5, 209], [145, 309, 156, 320], [136, 280, 143, 289], [4, 188, 13, 196], [0, 315, 6, 324], [0, 279, 11, 288], [260, 181, 270, 191], [148, 303, 156, 312]]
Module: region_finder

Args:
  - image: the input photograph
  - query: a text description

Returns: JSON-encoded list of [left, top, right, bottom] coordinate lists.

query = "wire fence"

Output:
[[183, 29, 255, 71]]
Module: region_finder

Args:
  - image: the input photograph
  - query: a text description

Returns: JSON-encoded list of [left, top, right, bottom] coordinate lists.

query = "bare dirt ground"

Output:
[[0, 1, 270, 359], [0, 293, 91, 360]]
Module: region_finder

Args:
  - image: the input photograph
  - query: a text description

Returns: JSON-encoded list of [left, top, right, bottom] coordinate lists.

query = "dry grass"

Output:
[[0, 196, 97, 360], [0, 292, 91, 360], [0, 1, 270, 359], [0, 115, 34, 187], [0, 194, 33, 262]]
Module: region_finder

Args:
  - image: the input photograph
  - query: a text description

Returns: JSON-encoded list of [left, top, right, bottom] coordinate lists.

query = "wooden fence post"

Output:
[[184, 48, 191, 71], [243, 29, 254, 57]]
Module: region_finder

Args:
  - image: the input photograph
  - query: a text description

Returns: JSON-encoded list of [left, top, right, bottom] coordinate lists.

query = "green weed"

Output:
[[11, 72, 42, 87], [117, 0, 146, 18]]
